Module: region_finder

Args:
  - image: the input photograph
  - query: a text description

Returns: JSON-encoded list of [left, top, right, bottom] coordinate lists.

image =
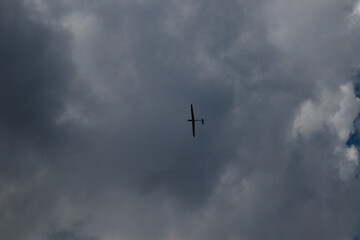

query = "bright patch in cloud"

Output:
[[292, 83, 359, 140]]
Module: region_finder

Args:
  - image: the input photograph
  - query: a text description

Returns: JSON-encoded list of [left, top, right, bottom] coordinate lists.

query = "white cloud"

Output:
[[334, 144, 359, 180], [292, 83, 359, 180], [292, 83, 359, 140], [349, 1, 360, 29]]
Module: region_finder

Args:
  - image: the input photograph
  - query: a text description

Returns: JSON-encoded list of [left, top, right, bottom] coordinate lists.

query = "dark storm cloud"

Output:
[[3, 0, 360, 240], [0, 0, 73, 178], [0, 1, 75, 239], [0, 0, 71, 137]]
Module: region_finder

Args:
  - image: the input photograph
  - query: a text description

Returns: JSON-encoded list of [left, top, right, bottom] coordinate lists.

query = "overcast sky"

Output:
[[2, 0, 360, 239]]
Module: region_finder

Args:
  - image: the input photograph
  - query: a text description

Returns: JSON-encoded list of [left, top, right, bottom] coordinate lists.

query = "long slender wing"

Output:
[[191, 104, 194, 121], [192, 121, 195, 137]]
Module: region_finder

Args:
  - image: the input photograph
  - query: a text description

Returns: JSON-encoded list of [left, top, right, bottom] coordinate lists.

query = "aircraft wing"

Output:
[[191, 104, 194, 121]]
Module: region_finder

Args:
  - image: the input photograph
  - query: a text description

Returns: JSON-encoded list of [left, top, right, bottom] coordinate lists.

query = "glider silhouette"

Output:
[[187, 104, 204, 137]]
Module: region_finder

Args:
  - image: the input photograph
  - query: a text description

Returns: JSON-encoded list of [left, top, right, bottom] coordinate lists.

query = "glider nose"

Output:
[[202, 119, 204, 124]]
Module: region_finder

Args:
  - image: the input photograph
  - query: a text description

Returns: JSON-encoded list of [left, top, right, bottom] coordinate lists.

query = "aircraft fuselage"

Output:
[[187, 104, 204, 137]]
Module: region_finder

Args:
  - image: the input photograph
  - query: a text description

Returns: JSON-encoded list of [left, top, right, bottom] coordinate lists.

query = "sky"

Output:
[[2, 0, 360, 239]]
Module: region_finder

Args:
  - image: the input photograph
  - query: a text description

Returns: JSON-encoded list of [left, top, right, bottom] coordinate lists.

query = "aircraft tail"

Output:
[[202, 118, 204, 124]]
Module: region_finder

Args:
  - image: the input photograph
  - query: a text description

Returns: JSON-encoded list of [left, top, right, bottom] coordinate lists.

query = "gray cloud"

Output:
[[2, 0, 360, 239], [0, 0, 73, 180], [48, 221, 98, 240], [0, 1, 74, 239]]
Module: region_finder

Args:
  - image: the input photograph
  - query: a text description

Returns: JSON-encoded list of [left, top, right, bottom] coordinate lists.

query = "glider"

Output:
[[187, 104, 204, 137]]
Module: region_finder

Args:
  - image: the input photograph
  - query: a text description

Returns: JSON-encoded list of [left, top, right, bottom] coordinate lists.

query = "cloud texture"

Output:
[[2, 0, 360, 239]]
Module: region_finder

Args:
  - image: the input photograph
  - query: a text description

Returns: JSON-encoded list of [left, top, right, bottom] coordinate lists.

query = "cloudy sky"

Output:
[[2, 0, 360, 239]]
